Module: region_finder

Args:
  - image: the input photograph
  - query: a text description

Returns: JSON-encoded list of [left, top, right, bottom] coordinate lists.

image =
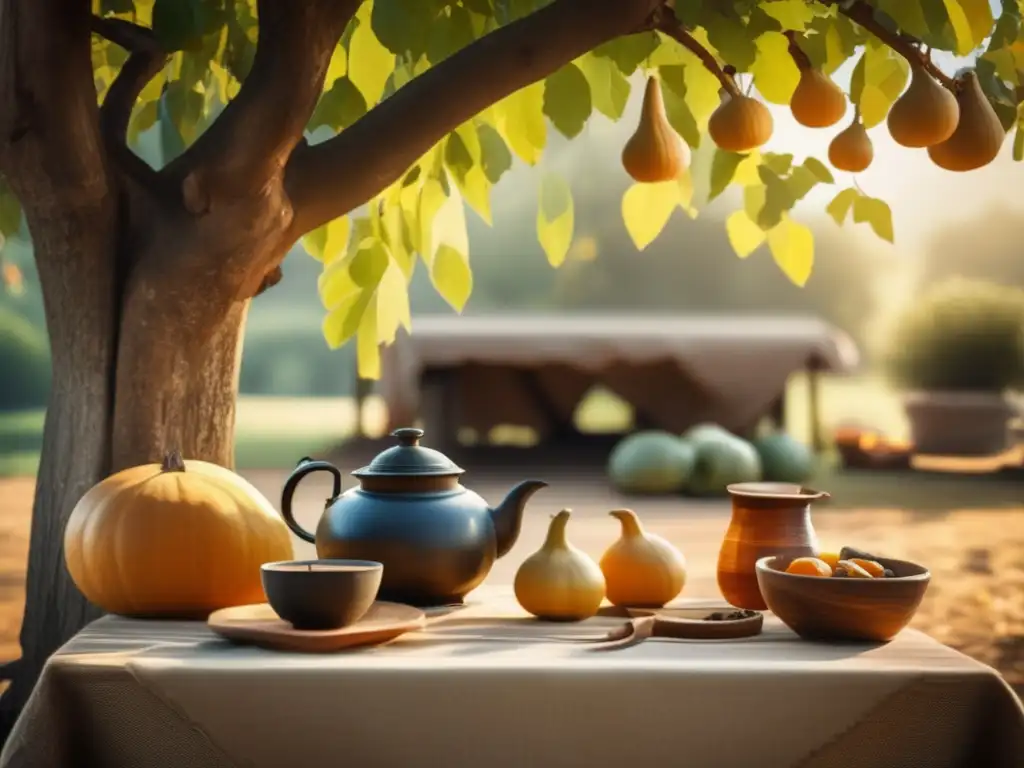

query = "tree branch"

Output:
[[822, 0, 955, 89], [91, 17, 167, 148], [165, 0, 360, 214], [656, 14, 740, 95], [284, 0, 665, 236]]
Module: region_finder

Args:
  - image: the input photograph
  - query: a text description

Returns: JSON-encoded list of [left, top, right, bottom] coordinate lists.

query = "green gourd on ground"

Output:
[[686, 432, 762, 496], [607, 430, 695, 495], [752, 432, 815, 484]]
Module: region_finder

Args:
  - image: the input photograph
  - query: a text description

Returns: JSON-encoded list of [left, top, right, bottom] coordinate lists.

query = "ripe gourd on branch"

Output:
[[787, 38, 847, 129], [709, 84, 774, 153], [927, 70, 1007, 172], [621, 76, 690, 183], [887, 61, 959, 148], [828, 112, 874, 173]]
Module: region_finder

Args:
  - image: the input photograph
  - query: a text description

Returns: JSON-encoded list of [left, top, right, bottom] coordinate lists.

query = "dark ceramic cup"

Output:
[[261, 559, 383, 630]]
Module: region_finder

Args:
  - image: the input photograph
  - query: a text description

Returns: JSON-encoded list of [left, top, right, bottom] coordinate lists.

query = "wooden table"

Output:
[[378, 314, 859, 452], [3, 588, 1020, 768]]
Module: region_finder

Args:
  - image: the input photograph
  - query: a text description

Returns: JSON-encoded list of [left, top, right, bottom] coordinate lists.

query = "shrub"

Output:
[[0, 307, 50, 411], [882, 278, 1024, 392]]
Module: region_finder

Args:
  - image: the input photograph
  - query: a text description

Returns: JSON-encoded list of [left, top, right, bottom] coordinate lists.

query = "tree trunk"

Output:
[[0, 235, 250, 742]]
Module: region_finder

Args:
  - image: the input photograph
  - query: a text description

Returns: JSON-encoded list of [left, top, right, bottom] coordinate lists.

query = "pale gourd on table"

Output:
[[514, 509, 605, 622], [600, 509, 687, 608], [63, 450, 294, 618]]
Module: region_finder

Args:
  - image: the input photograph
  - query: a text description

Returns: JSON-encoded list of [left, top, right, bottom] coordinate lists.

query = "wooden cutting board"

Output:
[[208, 601, 426, 653]]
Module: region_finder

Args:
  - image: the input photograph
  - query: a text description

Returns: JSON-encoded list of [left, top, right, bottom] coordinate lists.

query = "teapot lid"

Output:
[[352, 428, 465, 478]]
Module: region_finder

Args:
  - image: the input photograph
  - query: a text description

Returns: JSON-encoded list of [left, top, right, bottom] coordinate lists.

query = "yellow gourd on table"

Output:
[[63, 450, 295, 618], [514, 509, 605, 621], [600, 509, 687, 608]]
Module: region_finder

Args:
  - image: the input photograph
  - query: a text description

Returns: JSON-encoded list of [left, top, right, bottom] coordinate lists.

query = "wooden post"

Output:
[[807, 357, 823, 453]]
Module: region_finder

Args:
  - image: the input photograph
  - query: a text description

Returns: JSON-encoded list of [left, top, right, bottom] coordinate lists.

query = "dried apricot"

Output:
[[850, 558, 885, 578], [817, 551, 841, 571], [836, 559, 873, 578], [785, 557, 833, 577]]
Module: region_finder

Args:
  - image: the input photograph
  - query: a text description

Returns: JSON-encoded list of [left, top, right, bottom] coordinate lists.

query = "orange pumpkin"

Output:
[[64, 450, 294, 618]]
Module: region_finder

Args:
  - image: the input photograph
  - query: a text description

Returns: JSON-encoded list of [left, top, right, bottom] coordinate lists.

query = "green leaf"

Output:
[[621, 181, 680, 251], [498, 82, 546, 165], [852, 195, 894, 243], [0, 182, 22, 237], [751, 31, 801, 105], [152, 0, 206, 52], [426, 5, 476, 64], [1014, 125, 1024, 162], [370, 0, 434, 58], [576, 53, 631, 120], [309, 77, 367, 132], [700, 9, 758, 71], [767, 216, 814, 287], [537, 173, 574, 267], [659, 65, 701, 147], [431, 244, 472, 311], [709, 149, 747, 202], [725, 210, 766, 259], [348, 8, 397, 105], [756, 166, 796, 229], [760, 0, 816, 31], [592, 34, 659, 76], [477, 124, 513, 184], [543, 64, 592, 138], [826, 188, 859, 226], [801, 157, 835, 184]]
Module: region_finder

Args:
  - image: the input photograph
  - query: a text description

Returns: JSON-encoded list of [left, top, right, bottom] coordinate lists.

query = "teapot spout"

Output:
[[489, 479, 548, 559]]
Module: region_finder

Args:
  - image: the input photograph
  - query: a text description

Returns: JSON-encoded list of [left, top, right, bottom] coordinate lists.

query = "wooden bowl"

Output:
[[755, 555, 930, 642], [261, 559, 383, 630]]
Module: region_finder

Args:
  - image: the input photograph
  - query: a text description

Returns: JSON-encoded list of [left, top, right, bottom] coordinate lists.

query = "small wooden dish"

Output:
[[208, 601, 426, 653], [756, 555, 930, 643]]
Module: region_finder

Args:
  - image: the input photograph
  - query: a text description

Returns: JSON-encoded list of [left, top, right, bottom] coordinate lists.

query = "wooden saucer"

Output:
[[208, 601, 426, 653]]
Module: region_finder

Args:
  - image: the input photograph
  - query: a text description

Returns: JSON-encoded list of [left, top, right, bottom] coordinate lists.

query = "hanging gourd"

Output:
[[63, 450, 295, 618], [514, 509, 605, 621], [599, 509, 687, 608], [621, 76, 690, 183], [708, 88, 774, 153]]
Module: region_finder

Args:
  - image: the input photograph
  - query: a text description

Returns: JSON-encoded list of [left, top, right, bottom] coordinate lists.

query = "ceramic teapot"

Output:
[[279, 428, 548, 607]]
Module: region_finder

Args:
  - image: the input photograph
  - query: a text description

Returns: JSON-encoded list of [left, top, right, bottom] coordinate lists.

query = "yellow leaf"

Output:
[[733, 151, 763, 185], [760, 0, 815, 31], [852, 195, 895, 243], [943, 0, 990, 55], [324, 47, 347, 89], [318, 253, 359, 310], [767, 216, 814, 287], [677, 169, 697, 218], [431, 244, 473, 312], [322, 288, 372, 349], [429, 184, 469, 259], [356, 294, 381, 380], [621, 181, 681, 251], [751, 31, 801, 105], [417, 178, 449, 263], [376, 258, 411, 345], [497, 82, 546, 165], [455, 165, 492, 225], [348, 5, 395, 105], [537, 173, 574, 267], [682, 56, 722, 129], [725, 210, 766, 258], [304, 215, 350, 264]]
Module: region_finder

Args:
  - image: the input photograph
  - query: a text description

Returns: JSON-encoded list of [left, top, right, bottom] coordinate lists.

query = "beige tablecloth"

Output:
[[380, 314, 859, 441], [2, 588, 1020, 768]]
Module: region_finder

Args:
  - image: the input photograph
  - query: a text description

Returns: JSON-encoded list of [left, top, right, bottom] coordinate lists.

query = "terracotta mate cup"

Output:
[[717, 482, 827, 610]]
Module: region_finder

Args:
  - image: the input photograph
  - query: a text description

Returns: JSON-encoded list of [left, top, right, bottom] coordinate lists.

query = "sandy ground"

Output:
[[0, 470, 1021, 688]]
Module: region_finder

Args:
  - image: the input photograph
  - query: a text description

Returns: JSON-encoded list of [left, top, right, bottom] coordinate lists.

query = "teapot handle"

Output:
[[280, 457, 343, 544]]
